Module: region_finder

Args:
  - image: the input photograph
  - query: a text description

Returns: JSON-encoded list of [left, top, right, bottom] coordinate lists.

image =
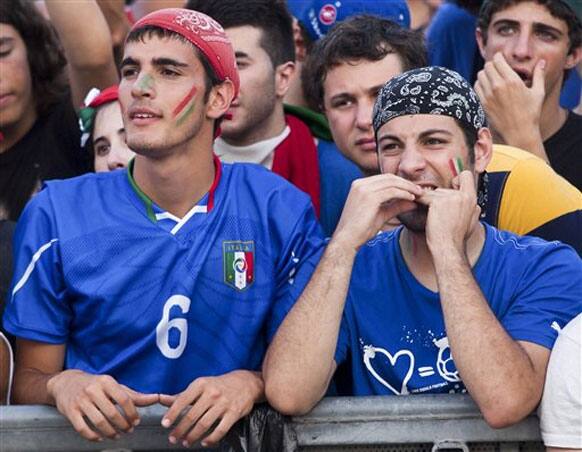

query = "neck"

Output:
[[285, 62, 309, 108], [133, 129, 215, 218], [0, 109, 38, 154], [399, 223, 486, 291], [223, 103, 287, 146], [540, 86, 568, 141]]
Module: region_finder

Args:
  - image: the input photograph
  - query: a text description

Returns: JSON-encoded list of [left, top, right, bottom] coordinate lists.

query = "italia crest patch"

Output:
[[223, 241, 255, 290]]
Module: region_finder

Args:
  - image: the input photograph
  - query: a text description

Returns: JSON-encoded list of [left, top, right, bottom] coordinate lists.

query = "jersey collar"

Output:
[[126, 154, 222, 225]]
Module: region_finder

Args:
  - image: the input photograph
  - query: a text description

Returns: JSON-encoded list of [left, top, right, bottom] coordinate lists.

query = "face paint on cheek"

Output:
[[448, 157, 464, 177], [173, 86, 198, 125]]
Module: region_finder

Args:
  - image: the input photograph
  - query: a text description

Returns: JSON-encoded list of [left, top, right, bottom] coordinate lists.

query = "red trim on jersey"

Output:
[[207, 154, 222, 212]]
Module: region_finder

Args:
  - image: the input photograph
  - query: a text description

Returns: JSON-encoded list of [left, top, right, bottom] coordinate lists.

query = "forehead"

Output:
[[123, 34, 199, 64], [225, 25, 265, 54], [489, 1, 569, 32], [378, 114, 463, 137], [94, 102, 123, 135], [323, 54, 404, 97]]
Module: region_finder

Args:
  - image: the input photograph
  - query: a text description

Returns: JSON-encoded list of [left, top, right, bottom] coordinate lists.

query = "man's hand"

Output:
[[475, 53, 547, 160], [159, 370, 264, 448], [47, 370, 159, 441], [333, 174, 423, 251], [417, 171, 481, 256]]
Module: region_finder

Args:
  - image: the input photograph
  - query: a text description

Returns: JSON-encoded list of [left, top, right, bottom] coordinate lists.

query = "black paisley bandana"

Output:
[[372, 66, 487, 136]]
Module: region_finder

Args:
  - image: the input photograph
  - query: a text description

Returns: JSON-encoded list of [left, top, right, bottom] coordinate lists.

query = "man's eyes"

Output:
[[331, 99, 354, 109], [121, 67, 137, 78]]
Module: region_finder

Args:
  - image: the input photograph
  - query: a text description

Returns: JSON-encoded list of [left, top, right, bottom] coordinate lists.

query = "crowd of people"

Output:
[[0, 0, 581, 450]]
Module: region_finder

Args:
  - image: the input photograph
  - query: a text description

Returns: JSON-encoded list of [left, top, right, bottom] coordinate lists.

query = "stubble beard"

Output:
[[397, 204, 428, 233]]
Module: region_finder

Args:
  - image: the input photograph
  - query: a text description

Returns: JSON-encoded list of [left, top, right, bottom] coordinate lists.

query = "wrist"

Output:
[[430, 242, 467, 266], [46, 369, 83, 404]]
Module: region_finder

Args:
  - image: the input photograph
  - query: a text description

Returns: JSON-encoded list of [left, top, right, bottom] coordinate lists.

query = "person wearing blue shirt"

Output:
[[263, 67, 582, 429], [3, 8, 324, 448]]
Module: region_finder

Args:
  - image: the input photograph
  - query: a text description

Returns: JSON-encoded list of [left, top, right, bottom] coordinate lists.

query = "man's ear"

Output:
[[206, 81, 235, 120], [565, 45, 582, 70], [292, 18, 307, 62], [476, 27, 487, 60], [474, 127, 493, 174], [274, 61, 296, 98]]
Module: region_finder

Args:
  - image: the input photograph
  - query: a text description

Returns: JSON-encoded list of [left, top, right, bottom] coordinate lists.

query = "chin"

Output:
[[397, 206, 428, 233]]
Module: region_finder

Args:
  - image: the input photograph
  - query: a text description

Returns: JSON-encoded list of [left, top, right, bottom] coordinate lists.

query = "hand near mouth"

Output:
[[474, 52, 548, 162]]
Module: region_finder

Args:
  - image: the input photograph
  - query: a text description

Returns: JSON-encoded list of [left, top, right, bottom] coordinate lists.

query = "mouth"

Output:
[[128, 107, 162, 125], [355, 137, 377, 151], [0, 93, 15, 107], [513, 69, 533, 87]]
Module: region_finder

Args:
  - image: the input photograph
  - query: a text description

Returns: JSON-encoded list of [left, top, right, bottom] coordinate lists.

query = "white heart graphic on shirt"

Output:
[[363, 345, 414, 395]]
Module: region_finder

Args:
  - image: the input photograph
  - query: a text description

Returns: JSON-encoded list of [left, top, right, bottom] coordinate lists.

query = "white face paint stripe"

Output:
[[170, 205, 208, 235], [11, 239, 58, 297]]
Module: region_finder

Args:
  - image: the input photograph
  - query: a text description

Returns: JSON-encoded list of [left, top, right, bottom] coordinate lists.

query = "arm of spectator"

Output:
[[0, 333, 13, 404], [158, 370, 264, 448], [96, 0, 131, 50], [45, 0, 118, 109], [13, 339, 158, 442], [263, 175, 423, 415], [475, 52, 549, 163], [423, 172, 550, 428], [130, 0, 185, 21]]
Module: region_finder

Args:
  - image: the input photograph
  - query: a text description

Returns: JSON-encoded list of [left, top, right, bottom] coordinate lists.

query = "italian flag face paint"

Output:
[[448, 157, 464, 176], [173, 85, 198, 125]]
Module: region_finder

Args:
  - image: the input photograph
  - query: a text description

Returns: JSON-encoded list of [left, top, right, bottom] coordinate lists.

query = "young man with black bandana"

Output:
[[263, 67, 582, 428]]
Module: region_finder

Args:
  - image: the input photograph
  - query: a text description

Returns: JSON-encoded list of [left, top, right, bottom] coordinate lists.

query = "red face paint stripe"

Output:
[[448, 159, 458, 177], [173, 85, 198, 117]]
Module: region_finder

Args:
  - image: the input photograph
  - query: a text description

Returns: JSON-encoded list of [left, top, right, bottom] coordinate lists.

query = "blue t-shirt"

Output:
[[334, 224, 582, 396], [4, 162, 325, 394], [318, 139, 362, 237]]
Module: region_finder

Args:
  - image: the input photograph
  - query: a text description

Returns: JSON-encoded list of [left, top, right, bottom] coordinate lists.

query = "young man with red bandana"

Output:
[[4, 8, 324, 448]]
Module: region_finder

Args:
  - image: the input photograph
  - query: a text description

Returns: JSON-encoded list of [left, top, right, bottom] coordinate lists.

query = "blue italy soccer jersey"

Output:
[[4, 159, 324, 394], [334, 224, 582, 396]]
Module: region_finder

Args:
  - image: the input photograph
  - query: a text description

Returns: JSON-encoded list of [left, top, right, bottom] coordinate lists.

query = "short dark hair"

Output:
[[478, 0, 582, 52], [185, 0, 295, 67], [125, 26, 222, 101], [0, 0, 68, 116], [457, 119, 478, 164], [303, 15, 428, 112]]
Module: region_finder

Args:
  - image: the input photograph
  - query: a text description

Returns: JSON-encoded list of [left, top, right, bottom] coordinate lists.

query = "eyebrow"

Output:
[[234, 51, 250, 59], [120, 56, 189, 69], [492, 18, 564, 37], [93, 128, 125, 144], [377, 128, 454, 143], [0, 37, 14, 46]]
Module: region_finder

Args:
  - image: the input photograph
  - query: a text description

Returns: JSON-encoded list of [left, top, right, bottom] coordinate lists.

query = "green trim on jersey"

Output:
[[126, 159, 157, 223], [283, 104, 333, 141]]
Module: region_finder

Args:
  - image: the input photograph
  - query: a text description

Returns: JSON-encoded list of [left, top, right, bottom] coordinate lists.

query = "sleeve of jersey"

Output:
[[265, 198, 325, 344], [501, 244, 582, 349], [497, 157, 582, 254], [2, 189, 71, 344]]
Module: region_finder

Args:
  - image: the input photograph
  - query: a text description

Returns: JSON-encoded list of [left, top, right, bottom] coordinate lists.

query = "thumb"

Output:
[[532, 59, 546, 94]]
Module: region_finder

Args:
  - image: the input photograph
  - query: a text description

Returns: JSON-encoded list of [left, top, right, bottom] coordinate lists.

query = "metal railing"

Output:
[[0, 395, 542, 451]]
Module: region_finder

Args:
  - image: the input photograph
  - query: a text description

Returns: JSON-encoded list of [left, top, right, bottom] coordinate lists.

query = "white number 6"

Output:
[[156, 295, 191, 359]]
